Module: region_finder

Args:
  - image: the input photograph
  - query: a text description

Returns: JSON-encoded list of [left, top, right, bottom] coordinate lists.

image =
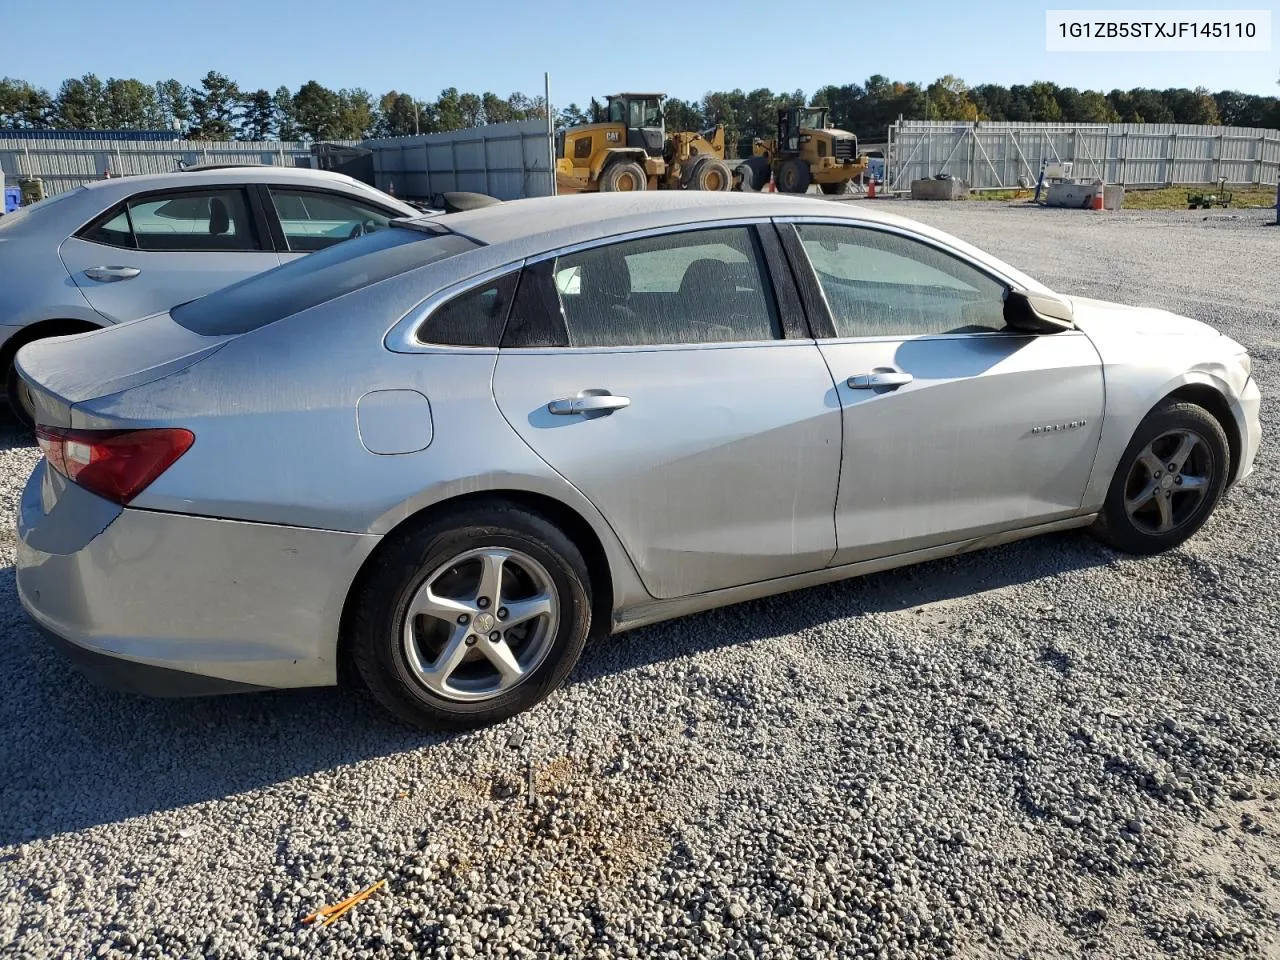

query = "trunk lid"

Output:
[[15, 312, 232, 428]]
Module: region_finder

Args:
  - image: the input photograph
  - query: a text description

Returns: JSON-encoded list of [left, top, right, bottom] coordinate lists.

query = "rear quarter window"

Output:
[[171, 225, 478, 336]]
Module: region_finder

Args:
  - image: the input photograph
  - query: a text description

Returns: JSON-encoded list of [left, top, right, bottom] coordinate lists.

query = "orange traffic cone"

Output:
[[867, 177, 876, 199], [766, 173, 776, 193], [103, 167, 111, 179], [1092, 190, 1104, 210]]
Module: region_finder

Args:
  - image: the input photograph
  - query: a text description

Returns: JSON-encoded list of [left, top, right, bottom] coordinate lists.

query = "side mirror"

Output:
[[1004, 289, 1074, 334]]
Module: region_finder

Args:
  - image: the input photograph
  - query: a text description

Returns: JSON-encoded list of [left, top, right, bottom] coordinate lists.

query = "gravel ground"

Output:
[[1, 201, 1277, 960]]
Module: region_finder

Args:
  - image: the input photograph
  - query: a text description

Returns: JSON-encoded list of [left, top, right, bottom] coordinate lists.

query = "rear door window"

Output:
[[77, 188, 262, 252], [550, 226, 780, 347], [128, 189, 260, 252], [170, 225, 477, 335], [267, 187, 398, 252]]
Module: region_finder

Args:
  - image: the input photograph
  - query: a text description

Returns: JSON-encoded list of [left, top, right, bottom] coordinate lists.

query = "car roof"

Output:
[[29, 166, 421, 225], [73, 165, 374, 194], [434, 192, 1049, 293]]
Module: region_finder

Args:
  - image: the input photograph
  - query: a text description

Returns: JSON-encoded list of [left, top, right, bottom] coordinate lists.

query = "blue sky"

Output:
[[8, 0, 1277, 100]]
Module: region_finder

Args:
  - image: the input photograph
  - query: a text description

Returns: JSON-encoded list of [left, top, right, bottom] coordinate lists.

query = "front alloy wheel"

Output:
[[1092, 400, 1229, 554], [1121, 429, 1212, 536]]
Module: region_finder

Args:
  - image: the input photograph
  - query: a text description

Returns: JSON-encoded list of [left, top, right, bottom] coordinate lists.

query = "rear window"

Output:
[[170, 225, 478, 336]]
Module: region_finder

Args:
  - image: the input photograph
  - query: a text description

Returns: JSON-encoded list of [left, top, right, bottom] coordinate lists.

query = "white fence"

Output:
[[0, 138, 322, 195], [364, 119, 555, 201], [886, 121, 1280, 192]]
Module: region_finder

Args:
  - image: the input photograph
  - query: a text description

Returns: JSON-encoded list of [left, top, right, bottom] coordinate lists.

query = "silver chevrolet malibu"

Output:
[[15, 193, 1261, 728]]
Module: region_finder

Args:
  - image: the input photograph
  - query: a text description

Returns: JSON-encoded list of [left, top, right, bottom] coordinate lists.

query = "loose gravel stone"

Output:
[[1, 201, 1278, 959]]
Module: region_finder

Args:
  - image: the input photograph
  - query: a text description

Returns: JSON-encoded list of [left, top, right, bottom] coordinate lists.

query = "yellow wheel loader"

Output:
[[555, 93, 741, 193], [743, 106, 869, 194]]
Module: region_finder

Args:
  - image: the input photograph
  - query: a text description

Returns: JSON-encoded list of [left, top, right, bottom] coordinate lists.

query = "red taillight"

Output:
[[35, 426, 194, 505]]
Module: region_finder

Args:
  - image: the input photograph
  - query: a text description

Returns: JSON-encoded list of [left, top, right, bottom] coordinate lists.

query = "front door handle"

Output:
[[547, 391, 632, 416], [84, 266, 141, 283], [847, 370, 913, 390]]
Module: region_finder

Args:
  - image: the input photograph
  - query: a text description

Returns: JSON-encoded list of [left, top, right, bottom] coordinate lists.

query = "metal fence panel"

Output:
[[887, 121, 1280, 191], [0, 138, 323, 195], [365, 119, 553, 201]]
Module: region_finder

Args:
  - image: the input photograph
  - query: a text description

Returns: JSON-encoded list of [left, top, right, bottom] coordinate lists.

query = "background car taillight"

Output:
[[35, 427, 194, 505]]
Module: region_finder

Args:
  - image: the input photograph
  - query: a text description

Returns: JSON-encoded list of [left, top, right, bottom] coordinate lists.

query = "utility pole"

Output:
[[545, 72, 556, 197]]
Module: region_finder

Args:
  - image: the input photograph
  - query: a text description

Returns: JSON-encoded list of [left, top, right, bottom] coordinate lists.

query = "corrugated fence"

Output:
[[0, 138, 319, 195], [886, 121, 1280, 192], [364, 119, 554, 201]]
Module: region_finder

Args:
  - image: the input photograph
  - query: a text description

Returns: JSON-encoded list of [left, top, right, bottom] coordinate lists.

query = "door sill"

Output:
[[611, 514, 1097, 633]]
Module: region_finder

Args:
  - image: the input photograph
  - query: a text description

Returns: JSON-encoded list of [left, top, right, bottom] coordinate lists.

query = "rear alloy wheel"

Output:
[[600, 161, 647, 192], [1091, 400, 1229, 554], [349, 504, 591, 729]]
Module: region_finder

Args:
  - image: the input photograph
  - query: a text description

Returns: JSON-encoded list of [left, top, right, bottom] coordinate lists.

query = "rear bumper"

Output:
[[16, 462, 380, 695]]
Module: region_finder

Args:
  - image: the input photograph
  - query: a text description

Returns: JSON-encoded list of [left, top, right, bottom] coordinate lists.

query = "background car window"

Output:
[[80, 208, 134, 248], [552, 227, 780, 347], [269, 188, 395, 252], [796, 224, 1008, 338], [125, 189, 259, 252], [418, 273, 519, 347]]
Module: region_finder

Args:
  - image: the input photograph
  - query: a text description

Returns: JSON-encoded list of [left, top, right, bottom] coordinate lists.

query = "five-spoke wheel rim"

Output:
[[402, 547, 559, 703], [1122, 428, 1214, 535]]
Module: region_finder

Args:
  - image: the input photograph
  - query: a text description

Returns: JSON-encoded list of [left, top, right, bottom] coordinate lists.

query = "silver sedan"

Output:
[[15, 193, 1262, 728], [0, 166, 420, 424]]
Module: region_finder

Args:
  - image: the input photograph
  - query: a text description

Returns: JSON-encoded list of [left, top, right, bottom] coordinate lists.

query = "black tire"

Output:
[[599, 161, 647, 192], [737, 157, 769, 192], [5, 358, 35, 430], [348, 503, 592, 729], [777, 158, 812, 193], [690, 158, 732, 191], [819, 182, 848, 195], [1091, 400, 1230, 555]]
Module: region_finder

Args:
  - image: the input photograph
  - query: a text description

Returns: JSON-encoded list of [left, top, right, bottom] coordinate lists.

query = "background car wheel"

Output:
[[348, 503, 592, 729], [1091, 400, 1229, 555], [5, 361, 35, 429]]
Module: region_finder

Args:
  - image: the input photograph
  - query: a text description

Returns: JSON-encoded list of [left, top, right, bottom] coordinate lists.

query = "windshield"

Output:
[[798, 109, 827, 130], [0, 186, 86, 233], [171, 225, 478, 336]]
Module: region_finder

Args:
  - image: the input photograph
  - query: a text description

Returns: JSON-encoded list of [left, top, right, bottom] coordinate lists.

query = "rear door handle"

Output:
[[847, 370, 913, 390], [84, 266, 141, 282], [547, 391, 632, 416]]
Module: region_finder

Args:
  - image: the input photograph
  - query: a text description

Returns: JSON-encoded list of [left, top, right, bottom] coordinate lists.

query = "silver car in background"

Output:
[[0, 166, 420, 423], [14, 193, 1261, 728]]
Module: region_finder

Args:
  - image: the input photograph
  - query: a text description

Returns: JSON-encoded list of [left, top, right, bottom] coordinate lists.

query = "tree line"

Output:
[[0, 71, 549, 141], [2, 71, 1278, 146]]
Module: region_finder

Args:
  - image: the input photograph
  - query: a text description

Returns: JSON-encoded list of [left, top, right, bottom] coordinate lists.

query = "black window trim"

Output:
[[73, 184, 267, 253], [387, 218, 819, 355], [524, 219, 791, 350], [775, 218, 1048, 343], [257, 182, 407, 254]]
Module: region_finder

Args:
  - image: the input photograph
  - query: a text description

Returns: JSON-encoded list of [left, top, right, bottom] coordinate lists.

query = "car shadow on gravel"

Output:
[[0, 575, 463, 845], [0, 531, 1112, 846], [0, 416, 33, 452], [571, 529, 1115, 684]]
